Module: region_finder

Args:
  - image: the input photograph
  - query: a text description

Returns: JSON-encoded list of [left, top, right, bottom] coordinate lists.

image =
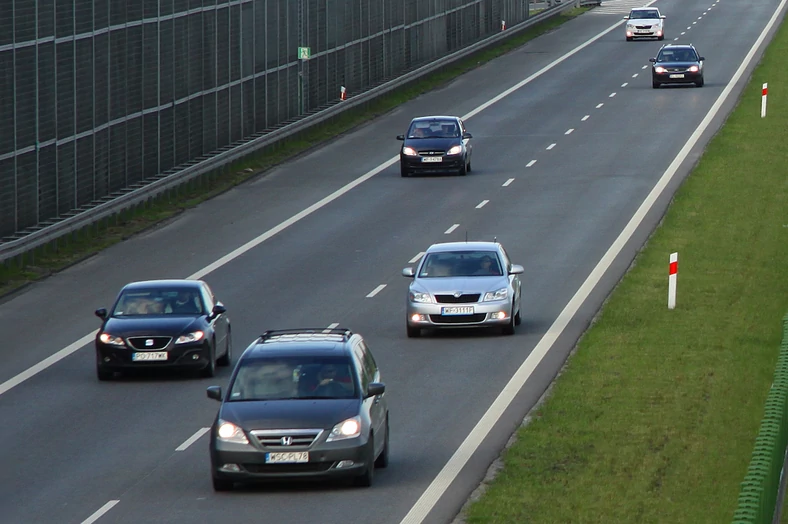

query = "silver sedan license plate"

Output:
[[421, 156, 442, 163], [442, 306, 474, 315], [132, 351, 167, 361], [266, 452, 309, 464]]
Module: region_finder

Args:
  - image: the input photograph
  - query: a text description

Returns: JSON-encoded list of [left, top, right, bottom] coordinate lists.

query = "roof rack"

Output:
[[260, 328, 353, 342]]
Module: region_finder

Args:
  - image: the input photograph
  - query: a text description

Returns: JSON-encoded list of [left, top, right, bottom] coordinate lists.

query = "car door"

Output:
[[500, 246, 521, 310], [354, 340, 386, 456], [459, 118, 472, 160], [200, 283, 227, 353]]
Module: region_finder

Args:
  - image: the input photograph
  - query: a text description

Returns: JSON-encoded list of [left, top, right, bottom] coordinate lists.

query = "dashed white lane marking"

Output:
[[366, 284, 387, 298], [632, 73, 639, 78], [596, 103, 604, 108], [609, 92, 617, 97], [687, 26, 692, 29], [444, 224, 460, 234], [176, 427, 210, 451], [323, 323, 340, 332], [693, 21, 697, 24], [565, 129, 574, 135], [621, 82, 628, 87], [546, 143, 556, 150], [681, 31, 686, 35], [526, 159, 537, 167], [642, 65, 648, 69], [476, 200, 489, 209], [409, 252, 425, 264], [503, 178, 515, 187], [581, 115, 590, 121], [674, 37, 679, 40], [81, 501, 120, 524]]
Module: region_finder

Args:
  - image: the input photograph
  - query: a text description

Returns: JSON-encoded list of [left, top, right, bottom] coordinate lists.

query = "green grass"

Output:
[[0, 7, 588, 299], [462, 15, 788, 524]]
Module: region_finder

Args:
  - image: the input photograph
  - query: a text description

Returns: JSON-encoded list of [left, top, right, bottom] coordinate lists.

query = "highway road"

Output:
[[1, 0, 785, 522]]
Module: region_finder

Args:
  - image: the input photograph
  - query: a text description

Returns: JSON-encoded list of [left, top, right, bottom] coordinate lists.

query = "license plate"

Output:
[[635, 31, 651, 34], [132, 351, 168, 361], [266, 452, 309, 464], [442, 306, 474, 315], [669, 74, 685, 79], [421, 156, 442, 163]]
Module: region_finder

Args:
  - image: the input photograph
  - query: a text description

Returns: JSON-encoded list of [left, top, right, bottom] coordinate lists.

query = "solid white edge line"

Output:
[[526, 159, 537, 167], [445, 224, 460, 234], [175, 427, 210, 451], [409, 252, 425, 264], [366, 284, 387, 298], [475, 200, 489, 209], [502, 178, 515, 187], [81, 501, 120, 524], [398, 0, 787, 521]]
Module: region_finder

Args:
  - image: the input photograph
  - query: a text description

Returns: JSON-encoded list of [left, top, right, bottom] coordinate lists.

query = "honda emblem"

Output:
[[280, 436, 293, 446]]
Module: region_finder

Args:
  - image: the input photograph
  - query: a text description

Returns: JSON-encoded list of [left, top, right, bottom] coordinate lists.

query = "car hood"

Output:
[[102, 315, 202, 337], [628, 17, 663, 25], [413, 275, 510, 295], [221, 398, 361, 430], [403, 137, 462, 152]]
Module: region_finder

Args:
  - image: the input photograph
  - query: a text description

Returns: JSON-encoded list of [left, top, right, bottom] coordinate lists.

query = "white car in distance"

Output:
[[624, 7, 666, 41]]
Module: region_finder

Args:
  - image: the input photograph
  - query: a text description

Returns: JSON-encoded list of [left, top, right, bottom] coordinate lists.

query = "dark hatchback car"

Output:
[[650, 44, 705, 88], [207, 328, 389, 490], [397, 115, 473, 177], [94, 279, 231, 380]]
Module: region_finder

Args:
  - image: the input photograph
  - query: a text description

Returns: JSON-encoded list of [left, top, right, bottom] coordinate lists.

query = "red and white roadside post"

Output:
[[501, 20, 506, 31], [761, 83, 768, 118], [668, 252, 678, 309], [340, 86, 347, 101]]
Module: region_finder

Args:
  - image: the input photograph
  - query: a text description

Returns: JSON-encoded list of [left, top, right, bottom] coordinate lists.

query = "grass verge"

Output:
[[0, 7, 588, 299], [461, 14, 788, 524]]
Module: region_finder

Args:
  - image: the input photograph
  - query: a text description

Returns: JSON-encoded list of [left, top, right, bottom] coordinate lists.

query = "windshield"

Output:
[[112, 288, 204, 316], [630, 9, 659, 19], [228, 356, 358, 401], [407, 119, 460, 139], [418, 251, 504, 277], [657, 49, 696, 62]]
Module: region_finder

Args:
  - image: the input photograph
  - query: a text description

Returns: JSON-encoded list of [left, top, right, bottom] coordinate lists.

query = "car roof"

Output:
[[121, 279, 203, 290], [425, 241, 502, 253], [242, 328, 357, 360], [410, 115, 460, 123]]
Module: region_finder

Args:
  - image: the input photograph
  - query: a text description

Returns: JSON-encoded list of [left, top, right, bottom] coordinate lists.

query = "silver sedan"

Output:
[[402, 241, 524, 337]]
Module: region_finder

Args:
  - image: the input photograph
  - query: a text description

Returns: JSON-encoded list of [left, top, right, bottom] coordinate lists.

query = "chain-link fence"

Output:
[[0, 0, 530, 240]]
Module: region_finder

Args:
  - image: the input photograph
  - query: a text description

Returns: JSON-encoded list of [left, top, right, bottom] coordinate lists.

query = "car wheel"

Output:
[[212, 476, 233, 492], [695, 77, 704, 87], [217, 328, 232, 367], [354, 435, 375, 487], [515, 308, 522, 326], [658, 35, 664, 41], [375, 416, 390, 469], [502, 302, 516, 336], [458, 163, 467, 176], [201, 343, 216, 378], [406, 324, 421, 338], [97, 366, 112, 381], [626, 36, 633, 42], [466, 157, 472, 173], [400, 165, 410, 178], [652, 80, 660, 89]]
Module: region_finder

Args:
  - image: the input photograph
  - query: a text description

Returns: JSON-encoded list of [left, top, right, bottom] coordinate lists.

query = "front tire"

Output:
[[354, 435, 375, 487], [212, 476, 233, 492], [458, 162, 467, 176], [502, 301, 516, 335], [201, 343, 216, 378], [400, 165, 410, 178], [97, 366, 112, 381], [695, 77, 704, 87], [406, 324, 421, 338], [375, 417, 390, 469], [652, 80, 660, 89], [217, 329, 232, 367]]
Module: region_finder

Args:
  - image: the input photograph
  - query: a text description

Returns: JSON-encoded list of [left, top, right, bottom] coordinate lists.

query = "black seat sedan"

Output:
[[397, 115, 473, 177], [207, 328, 389, 490], [650, 43, 705, 88], [94, 279, 231, 380]]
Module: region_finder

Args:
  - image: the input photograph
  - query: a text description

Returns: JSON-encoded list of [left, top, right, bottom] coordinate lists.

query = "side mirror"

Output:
[[402, 267, 416, 278], [212, 303, 227, 316], [623, 16, 629, 20], [207, 386, 223, 401], [396, 134, 405, 140], [660, 15, 666, 19], [699, 56, 705, 61], [462, 132, 473, 139], [648, 58, 656, 63], [509, 264, 525, 275], [366, 382, 385, 398], [95, 308, 108, 320]]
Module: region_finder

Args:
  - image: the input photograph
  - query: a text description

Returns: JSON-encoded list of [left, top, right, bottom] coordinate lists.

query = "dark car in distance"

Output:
[[94, 279, 232, 380], [650, 44, 705, 88], [397, 115, 473, 177], [207, 328, 389, 490]]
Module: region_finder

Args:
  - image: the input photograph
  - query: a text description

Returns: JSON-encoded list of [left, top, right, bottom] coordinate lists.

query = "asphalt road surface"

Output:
[[1, 0, 785, 522]]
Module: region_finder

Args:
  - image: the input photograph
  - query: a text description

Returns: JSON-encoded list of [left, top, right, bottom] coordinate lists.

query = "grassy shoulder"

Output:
[[462, 15, 788, 524], [0, 7, 588, 299]]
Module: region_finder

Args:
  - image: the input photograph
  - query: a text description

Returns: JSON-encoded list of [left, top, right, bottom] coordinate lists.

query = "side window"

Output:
[[353, 347, 369, 392], [359, 340, 379, 382], [199, 284, 214, 312]]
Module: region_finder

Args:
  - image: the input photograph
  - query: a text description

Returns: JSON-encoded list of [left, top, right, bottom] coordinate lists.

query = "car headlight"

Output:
[[654, 66, 666, 73], [410, 291, 433, 303], [99, 333, 125, 346], [402, 146, 418, 156], [176, 331, 204, 344], [688, 65, 699, 72], [483, 288, 508, 302], [326, 416, 361, 442], [446, 145, 462, 155], [217, 419, 249, 444]]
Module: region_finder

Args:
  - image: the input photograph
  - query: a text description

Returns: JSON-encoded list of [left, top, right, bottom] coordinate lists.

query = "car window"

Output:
[[359, 340, 379, 382], [228, 356, 358, 401], [418, 251, 503, 277], [408, 120, 459, 139], [112, 287, 204, 316]]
